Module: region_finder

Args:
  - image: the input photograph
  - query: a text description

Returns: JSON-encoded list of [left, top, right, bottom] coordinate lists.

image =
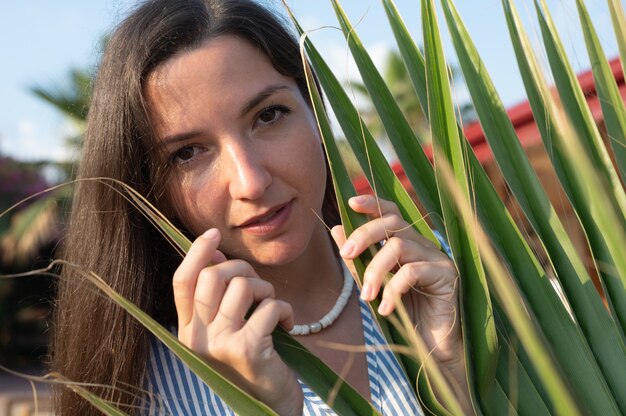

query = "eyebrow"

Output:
[[161, 130, 203, 147], [160, 84, 291, 146], [239, 84, 291, 118]]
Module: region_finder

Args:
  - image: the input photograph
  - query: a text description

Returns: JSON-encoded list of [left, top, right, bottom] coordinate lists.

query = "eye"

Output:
[[171, 145, 205, 165], [254, 105, 291, 128]]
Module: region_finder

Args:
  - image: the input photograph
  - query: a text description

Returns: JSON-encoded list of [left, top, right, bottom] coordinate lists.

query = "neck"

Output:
[[254, 223, 344, 322]]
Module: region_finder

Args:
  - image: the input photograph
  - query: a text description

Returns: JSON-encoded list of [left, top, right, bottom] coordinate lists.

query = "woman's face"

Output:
[[146, 35, 328, 266]]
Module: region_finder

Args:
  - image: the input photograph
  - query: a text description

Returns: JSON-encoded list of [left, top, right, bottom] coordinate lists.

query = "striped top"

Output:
[[142, 298, 423, 415]]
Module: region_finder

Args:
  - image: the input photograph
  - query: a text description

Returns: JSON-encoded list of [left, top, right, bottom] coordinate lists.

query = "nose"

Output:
[[225, 141, 272, 201]]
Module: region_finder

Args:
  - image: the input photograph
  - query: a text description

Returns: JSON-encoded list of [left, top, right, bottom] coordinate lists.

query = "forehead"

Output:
[[145, 35, 296, 134], [148, 35, 273, 86]]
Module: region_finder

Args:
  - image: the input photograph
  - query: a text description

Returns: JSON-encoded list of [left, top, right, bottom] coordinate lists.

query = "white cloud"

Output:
[[1, 118, 73, 162]]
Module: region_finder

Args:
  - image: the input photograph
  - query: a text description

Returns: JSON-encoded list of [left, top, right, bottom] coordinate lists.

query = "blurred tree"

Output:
[[31, 67, 90, 157], [0, 156, 52, 260], [0, 57, 95, 369], [0, 66, 91, 264], [0, 155, 54, 368]]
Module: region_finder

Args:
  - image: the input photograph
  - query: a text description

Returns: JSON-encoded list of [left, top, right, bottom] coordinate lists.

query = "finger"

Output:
[[348, 194, 401, 219], [211, 277, 276, 333], [330, 225, 358, 280], [192, 260, 260, 326], [347, 195, 439, 250], [379, 261, 458, 316], [359, 237, 417, 301], [173, 228, 221, 325], [245, 298, 294, 336], [339, 213, 411, 259], [360, 237, 448, 301]]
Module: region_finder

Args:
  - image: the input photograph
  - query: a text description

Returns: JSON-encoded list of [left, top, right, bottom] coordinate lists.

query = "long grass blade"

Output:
[[0, 365, 132, 416], [300, 41, 462, 415], [79, 261, 378, 415], [272, 329, 379, 416], [380, 0, 429, 121], [301, 34, 477, 415], [549, 97, 626, 408], [67, 384, 129, 416], [297, 41, 398, 416]]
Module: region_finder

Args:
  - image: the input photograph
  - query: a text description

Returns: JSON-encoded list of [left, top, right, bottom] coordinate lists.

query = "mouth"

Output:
[[236, 200, 294, 229]]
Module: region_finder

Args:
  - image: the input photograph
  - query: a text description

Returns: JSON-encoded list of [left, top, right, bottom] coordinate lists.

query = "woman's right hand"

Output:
[[173, 228, 303, 415]]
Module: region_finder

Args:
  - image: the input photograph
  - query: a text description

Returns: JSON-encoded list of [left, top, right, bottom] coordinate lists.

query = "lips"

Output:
[[236, 200, 293, 231]]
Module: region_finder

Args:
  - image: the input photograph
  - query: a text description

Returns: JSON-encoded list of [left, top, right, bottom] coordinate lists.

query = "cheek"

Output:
[[297, 137, 327, 202], [166, 171, 223, 237]]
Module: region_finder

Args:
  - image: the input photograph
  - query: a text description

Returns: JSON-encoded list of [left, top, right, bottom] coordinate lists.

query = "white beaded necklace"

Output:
[[288, 262, 354, 336]]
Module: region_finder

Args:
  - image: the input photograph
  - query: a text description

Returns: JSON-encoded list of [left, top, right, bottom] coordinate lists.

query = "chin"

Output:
[[253, 246, 304, 266], [245, 237, 309, 267]]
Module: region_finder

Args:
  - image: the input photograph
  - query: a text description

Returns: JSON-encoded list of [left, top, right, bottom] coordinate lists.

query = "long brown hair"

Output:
[[52, 0, 339, 414]]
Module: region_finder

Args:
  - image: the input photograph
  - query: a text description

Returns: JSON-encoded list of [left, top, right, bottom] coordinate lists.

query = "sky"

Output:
[[0, 0, 621, 163]]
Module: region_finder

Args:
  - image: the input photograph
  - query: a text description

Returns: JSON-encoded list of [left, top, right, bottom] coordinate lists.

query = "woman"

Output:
[[52, 0, 468, 414]]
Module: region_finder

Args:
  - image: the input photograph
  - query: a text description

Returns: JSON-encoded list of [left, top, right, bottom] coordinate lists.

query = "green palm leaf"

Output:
[[441, 0, 624, 412], [534, 0, 626, 221], [379, 0, 611, 412], [293, 22, 438, 247], [422, 0, 498, 403], [329, 0, 444, 234], [501, 0, 626, 411], [575, 0, 626, 335], [577, 0, 626, 184], [608, 0, 626, 79]]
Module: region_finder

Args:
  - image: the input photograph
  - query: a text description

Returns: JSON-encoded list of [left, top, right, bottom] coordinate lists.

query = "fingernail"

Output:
[[350, 195, 368, 204], [378, 300, 391, 315], [340, 240, 355, 257], [202, 228, 219, 240], [360, 283, 372, 301]]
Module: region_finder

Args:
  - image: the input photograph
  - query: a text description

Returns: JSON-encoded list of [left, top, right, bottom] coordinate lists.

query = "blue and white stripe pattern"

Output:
[[141, 298, 423, 415]]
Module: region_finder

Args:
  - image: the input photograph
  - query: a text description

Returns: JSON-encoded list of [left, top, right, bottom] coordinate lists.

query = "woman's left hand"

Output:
[[330, 194, 462, 368]]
